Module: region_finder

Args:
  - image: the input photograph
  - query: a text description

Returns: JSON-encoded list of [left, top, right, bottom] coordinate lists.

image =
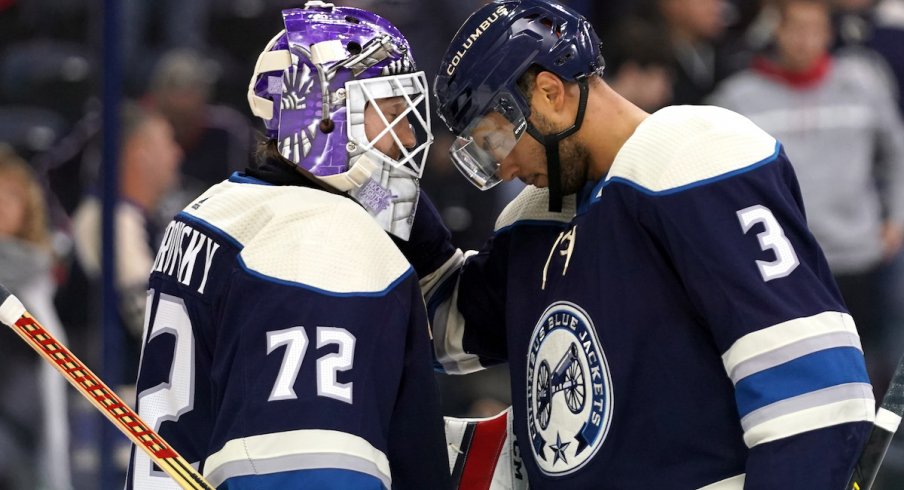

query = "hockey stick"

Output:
[[0, 284, 214, 490], [847, 354, 904, 490]]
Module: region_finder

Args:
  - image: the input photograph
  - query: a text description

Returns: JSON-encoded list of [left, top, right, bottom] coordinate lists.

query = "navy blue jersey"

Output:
[[126, 173, 450, 489], [423, 107, 874, 489]]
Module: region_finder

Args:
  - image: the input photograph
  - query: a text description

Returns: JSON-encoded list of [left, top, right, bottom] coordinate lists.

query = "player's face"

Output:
[[497, 108, 589, 194], [364, 96, 416, 161]]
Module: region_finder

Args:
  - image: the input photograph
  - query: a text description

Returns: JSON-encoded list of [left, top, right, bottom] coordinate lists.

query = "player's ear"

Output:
[[534, 71, 566, 111]]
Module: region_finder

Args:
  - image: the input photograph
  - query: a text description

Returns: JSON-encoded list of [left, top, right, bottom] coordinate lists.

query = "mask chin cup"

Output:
[[318, 154, 381, 192], [318, 154, 419, 240]]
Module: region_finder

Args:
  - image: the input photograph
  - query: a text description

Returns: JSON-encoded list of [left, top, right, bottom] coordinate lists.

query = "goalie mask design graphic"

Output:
[[248, 1, 432, 240]]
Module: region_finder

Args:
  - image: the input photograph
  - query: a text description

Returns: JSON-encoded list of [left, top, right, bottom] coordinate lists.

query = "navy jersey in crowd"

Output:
[[125, 173, 449, 489], [420, 106, 875, 489]]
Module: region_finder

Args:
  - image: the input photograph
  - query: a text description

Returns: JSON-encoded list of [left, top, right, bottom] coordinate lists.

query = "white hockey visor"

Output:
[[450, 92, 527, 190]]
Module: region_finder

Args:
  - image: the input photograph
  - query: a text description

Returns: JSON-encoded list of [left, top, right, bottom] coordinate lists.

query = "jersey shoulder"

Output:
[[494, 186, 576, 231], [183, 181, 410, 294], [607, 105, 779, 194]]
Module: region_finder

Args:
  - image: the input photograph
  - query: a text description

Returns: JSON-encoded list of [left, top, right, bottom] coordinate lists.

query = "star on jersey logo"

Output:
[[550, 432, 571, 466]]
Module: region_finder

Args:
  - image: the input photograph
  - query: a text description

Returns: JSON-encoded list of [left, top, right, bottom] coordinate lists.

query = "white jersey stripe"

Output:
[[722, 312, 858, 376], [203, 429, 391, 488], [698, 474, 745, 490], [742, 398, 875, 448], [728, 330, 862, 383]]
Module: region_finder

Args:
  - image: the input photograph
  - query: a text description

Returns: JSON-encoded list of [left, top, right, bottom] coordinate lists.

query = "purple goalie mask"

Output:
[[247, 1, 433, 240]]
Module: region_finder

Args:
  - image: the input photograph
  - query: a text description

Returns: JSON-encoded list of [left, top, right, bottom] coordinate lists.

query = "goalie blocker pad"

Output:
[[445, 407, 529, 490]]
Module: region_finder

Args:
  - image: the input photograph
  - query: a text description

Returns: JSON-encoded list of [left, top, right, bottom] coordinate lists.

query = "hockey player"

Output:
[[126, 3, 450, 489], [400, 0, 877, 487]]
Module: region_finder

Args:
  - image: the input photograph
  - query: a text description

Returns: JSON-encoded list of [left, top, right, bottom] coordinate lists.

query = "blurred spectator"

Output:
[[70, 102, 182, 342], [2, 0, 93, 46], [0, 105, 69, 162], [0, 144, 72, 490], [0, 39, 97, 125], [832, 0, 877, 46], [605, 16, 675, 111], [121, 0, 210, 91], [643, 0, 745, 104], [730, 0, 784, 54], [709, 0, 904, 401], [144, 48, 253, 218], [870, 0, 904, 115]]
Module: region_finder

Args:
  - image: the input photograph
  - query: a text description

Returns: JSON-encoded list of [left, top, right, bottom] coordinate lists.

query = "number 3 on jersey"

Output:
[[737, 205, 800, 282]]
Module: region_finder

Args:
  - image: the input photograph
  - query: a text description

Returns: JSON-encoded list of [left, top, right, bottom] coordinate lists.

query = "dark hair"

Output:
[[253, 137, 289, 169], [0, 145, 51, 247], [778, 0, 832, 18], [516, 65, 546, 100], [605, 17, 673, 76], [515, 62, 605, 103], [150, 49, 215, 99]]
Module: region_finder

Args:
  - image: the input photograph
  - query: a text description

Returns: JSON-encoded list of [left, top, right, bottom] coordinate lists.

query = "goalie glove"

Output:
[[445, 407, 529, 490]]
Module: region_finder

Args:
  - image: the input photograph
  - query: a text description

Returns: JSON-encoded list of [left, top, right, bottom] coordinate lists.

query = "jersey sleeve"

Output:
[[620, 137, 874, 487], [401, 190, 508, 374], [417, 188, 574, 375], [420, 240, 510, 375]]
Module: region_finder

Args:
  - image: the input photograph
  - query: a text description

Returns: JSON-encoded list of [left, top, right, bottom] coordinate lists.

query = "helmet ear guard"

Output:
[[247, 30, 291, 125]]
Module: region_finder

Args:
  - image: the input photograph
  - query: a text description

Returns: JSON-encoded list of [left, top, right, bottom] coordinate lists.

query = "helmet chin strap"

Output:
[[524, 77, 589, 212]]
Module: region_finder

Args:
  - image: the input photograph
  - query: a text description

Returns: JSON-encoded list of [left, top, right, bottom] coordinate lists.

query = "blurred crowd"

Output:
[[1, 0, 904, 488]]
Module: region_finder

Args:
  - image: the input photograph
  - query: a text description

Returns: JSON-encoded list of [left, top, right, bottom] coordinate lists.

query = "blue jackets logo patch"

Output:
[[526, 302, 613, 476]]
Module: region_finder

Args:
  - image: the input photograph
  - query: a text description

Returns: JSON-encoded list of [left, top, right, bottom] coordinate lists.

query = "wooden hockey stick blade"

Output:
[[0, 283, 214, 490], [847, 354, 904, 490]]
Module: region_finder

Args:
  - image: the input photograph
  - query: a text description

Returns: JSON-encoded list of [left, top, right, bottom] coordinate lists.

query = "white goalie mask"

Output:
[[318, 72, 432, 241]]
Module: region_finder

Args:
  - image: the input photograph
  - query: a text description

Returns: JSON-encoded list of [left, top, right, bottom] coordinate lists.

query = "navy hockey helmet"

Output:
[[434, 0, 604, 211]]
